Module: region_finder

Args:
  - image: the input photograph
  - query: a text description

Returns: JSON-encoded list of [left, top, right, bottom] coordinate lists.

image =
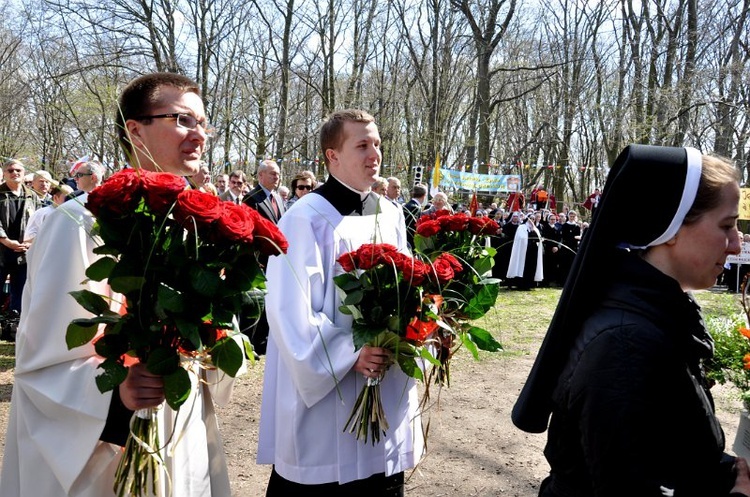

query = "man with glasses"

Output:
[[1, 72, 243, 497], [0, 159, 39, 331], [220, 169, 246, 204], [71, 160, 104, 196]]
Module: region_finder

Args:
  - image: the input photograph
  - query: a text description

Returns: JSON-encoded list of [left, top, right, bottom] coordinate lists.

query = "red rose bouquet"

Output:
[[415, 211, 502, 385], [334, 243, 440, 444], [65, 168, 288, 496]]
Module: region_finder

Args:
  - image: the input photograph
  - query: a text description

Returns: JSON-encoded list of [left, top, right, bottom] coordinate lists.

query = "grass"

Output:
[[473, 285, 745, 363], [0, 343, 14, 372]]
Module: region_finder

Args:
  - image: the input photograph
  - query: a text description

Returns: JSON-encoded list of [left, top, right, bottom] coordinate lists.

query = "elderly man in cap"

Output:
[[31, 170, 54, 206]]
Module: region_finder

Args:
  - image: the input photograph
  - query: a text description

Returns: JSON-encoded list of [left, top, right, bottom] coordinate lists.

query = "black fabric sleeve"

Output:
[[99, 387, 134, 447]]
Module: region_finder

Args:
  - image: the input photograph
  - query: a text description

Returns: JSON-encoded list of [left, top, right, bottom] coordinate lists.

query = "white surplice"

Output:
[[257, 191, 424, 485], [506, 220, 544, 281], [0, 194, 244, 497]]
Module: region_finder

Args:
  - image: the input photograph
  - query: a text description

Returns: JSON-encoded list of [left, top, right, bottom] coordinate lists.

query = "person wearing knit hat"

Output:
[[512, 144, 750, 496], [31, 170, 55, 206]]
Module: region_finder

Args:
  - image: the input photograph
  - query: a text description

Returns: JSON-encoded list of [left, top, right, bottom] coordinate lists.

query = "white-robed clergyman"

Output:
[[506, 216, 544, 285], [0, 194, 242, 497], [257, 110, 424, 496]]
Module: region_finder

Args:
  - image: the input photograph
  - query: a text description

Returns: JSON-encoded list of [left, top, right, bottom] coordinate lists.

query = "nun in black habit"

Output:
[[511, 145, 750, 497]]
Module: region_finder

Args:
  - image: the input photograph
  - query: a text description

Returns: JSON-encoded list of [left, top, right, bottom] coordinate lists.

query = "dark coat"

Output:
[[0, 184, 39, 265], [403, 198, 423, 247], [541, 254, 734, 497], [242, 185, 285, 225]]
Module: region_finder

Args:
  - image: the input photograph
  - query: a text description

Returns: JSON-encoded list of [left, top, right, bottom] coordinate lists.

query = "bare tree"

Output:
[[451, 0, 516, 174]]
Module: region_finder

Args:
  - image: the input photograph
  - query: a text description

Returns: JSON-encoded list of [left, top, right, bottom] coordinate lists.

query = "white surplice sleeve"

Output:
[[264, 202, 358, 407], [1, 196, 120, 496]]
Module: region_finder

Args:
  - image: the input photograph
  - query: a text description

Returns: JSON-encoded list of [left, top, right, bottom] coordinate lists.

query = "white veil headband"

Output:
[[628, 147, 702, 250]]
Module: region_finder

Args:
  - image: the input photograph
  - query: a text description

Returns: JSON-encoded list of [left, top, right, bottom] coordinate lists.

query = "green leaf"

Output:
[[419, 346, 441, 367], [92, 245, 121, 256], [333, 273, 362, 291], [85, 257, 117, 282], [343, 289, 364, 305], [94, 333, 129, 359], [69, 289, 113, 316], [467, 326, 503, 352], [163, 367, 192, 410], [109, 276, 146, 294], [66, 321, 99, 349], [175, 318, 201, 350], [243, 338, 255, 363], [210, 337, 244, 377], [95, 358, 128, 393], [157, 283, 184, 313], [460, 332, 480, 360], [146, 347, 180, 375], [338, 305, 353, 315], [190, 265, 222, 296], [472, 255, 494, 278], [351, 323, 385, 350], [397, 355, 424, 381], [463, 283, 499, 319]]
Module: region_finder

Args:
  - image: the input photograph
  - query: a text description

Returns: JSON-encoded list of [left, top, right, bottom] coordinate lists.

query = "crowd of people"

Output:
[[1, 70, 749, 497]]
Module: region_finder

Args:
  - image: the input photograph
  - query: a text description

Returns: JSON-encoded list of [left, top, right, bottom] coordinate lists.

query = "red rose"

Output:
[[247, 207, 288, 255], [405, 316, 438, 345], [216, 201, 255, 244], [356, 243, 398, 270], [416, 219, 441, 238], [142, 171, 187, 215], [437, 252, 463, 274], [338, 251, 357, 272], [433, 210, 451, 218], [441, 214, 469, 232], [429, 254, 457, 284], [86, 168, 144, 218], [399, 257, 429, 286], [468, 217, 499, 235], [174, 189, 223, 231]]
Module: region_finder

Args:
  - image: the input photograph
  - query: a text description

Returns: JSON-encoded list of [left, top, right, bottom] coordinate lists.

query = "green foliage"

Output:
[[705, 313, 750, 407]]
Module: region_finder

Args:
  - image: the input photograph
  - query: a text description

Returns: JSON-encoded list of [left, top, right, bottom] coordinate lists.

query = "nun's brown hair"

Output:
[[683, 155, 739, 225]]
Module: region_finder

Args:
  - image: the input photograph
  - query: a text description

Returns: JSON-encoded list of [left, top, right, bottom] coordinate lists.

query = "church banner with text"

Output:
[[741, 188, 750, 220], [438, 170, 522, 193]]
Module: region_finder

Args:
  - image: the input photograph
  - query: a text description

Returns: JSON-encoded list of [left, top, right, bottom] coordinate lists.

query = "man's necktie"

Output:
[[270, 193, 279, 218]]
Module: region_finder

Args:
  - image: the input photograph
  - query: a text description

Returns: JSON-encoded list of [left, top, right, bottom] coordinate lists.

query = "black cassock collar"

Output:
[[312, 175, 379, 216]]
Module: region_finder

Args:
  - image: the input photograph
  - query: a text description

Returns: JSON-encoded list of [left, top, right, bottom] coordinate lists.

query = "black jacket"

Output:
[[541, 253, 734, 497]]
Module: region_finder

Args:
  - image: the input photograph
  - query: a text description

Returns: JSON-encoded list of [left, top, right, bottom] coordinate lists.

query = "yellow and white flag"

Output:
[[430, 153, 441, 197]]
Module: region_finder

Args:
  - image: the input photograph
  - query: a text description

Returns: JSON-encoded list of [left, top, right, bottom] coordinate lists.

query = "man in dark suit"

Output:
[[242, 159, 285, 354], [403, 183, 427, 248], [243, 159, 285, 224]]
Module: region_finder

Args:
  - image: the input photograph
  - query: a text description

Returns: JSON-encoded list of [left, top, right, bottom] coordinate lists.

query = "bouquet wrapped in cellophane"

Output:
[[65, 168, 288, 496]]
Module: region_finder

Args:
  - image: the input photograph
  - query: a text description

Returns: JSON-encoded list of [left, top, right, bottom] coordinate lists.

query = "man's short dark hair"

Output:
[[116, 72, 201, 155], [411, 184, 427, 198]]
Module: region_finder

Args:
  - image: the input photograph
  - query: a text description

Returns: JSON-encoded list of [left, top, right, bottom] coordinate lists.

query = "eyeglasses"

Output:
[[134, 113, 215, 136], [74, 172, 93, 179], [230, 180, 244, 186], [296, 185, 312, 191]]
